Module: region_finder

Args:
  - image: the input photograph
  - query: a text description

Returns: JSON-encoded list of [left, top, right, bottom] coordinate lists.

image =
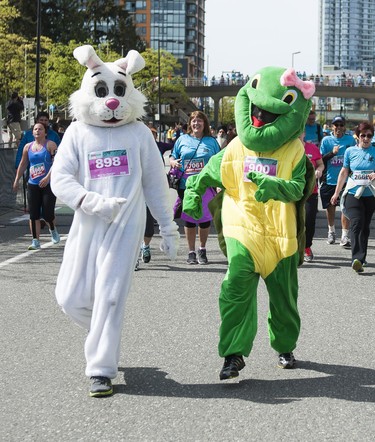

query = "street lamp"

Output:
[[157, 39, 183, 140], [291, 51, 301, 68], [158, 40, 161, 139], [35, 0, 42, 113]]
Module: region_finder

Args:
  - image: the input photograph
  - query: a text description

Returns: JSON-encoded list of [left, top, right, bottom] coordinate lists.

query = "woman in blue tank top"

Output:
[[13, 122, 59, 250]]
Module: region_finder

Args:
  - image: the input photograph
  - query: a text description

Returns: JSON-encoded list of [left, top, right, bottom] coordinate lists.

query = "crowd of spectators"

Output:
[[296, 71, 375, 88], [192, 71, 375, 88]]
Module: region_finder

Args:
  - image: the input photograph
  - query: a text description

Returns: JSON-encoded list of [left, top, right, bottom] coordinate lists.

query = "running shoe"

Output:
[[277, 352, 296, 369], [187, 251, 198, 264], [28, 239, 41, 250], [327, 231, 336, 245], [340, 235, 351, 248], [219, 355, 245, 380], [134, 258, 140, 271], [197, 248, 208, 265], [89, 376, 113, 397], [304, 247, 314, 262], [49, 229, 60, 244], [141, 245, 151, 263], [352, 259, 364, 273]]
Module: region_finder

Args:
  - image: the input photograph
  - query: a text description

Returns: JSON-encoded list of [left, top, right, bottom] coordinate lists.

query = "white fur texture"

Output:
[[70, 45, 146, 127], [51, 45, 179, 380]]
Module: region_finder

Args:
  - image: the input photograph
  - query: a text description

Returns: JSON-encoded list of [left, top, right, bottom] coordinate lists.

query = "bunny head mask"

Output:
[[69, 45, 146, 127]]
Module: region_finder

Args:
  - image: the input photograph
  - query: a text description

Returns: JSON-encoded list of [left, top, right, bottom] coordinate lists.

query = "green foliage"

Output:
[[0, 0, 187, 117], [134, 48, 187, 114], [45, 41, 87, 107], [220, 97, 235, 125], [0, 0, 19, 33]]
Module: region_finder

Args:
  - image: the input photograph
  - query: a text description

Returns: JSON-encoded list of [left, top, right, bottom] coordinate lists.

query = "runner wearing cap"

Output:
[[319, 116, 356, 247]]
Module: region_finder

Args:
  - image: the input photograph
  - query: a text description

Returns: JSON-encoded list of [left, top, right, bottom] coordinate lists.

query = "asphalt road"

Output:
[[0, 201, 374, 441]]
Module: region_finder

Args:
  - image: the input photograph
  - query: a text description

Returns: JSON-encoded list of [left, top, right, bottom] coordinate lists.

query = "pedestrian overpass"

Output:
[[180, 83, 375, 127]]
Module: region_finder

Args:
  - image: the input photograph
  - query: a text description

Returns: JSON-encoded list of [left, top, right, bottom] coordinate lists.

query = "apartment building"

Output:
[[122, 0, 206, 79], [319, 0, 375, 74]]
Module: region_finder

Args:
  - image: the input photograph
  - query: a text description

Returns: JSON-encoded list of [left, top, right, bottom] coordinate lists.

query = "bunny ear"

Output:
[[114, 50, 145, 75], [73, 45, 104, 69]]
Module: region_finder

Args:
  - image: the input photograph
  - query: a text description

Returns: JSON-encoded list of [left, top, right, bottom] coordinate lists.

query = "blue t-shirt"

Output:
[[171, 134, 220, 189], [344, 145, 375, 197], [304, 123, 323, 146], [320, 134, 356, 185]]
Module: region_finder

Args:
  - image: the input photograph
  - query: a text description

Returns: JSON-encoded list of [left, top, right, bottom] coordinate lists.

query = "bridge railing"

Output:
[[182, 77, 375, 88]]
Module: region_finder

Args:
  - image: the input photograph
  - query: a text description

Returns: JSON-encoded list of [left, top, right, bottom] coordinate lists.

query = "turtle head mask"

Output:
[[235, 67, 315, 152]]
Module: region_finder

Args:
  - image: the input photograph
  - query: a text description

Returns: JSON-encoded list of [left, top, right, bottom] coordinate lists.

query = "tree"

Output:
[[134, 48, 187, 117], [219, 97, 235, 126], [41, 1, 88, 44], [8, 0, 35, 40], [106, 7, 146, 55], [0, 0, 26, 102], [9, 0, 143, 52]]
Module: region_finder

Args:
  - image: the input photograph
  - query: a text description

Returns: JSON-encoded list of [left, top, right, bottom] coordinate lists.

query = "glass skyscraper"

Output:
[[319, 0, 375, 74], [124, 0, 205, 79]]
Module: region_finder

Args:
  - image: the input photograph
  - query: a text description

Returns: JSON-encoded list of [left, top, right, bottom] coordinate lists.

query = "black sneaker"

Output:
[[187, 251, 198, 264], [197, 248, 208, 264], [277, 352, 296, 369], [89, 376, 113, 397], [219, 355, 245, 380]]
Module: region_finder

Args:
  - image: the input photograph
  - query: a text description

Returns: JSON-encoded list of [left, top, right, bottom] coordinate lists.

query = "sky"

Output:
[[205, 0, 320, 79]]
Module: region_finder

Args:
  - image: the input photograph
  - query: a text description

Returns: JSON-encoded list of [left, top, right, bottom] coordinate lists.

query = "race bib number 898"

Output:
[[88, 149, 129, 179]]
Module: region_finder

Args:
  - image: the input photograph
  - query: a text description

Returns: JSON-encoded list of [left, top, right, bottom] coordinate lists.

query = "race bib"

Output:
[[184, 158, 205, 175], [330, 155, 344, 167], [30, 163, 46, 180], [243, 156, 278, 182], [351, 170, 372, 186], [88, 149, 129, 180]]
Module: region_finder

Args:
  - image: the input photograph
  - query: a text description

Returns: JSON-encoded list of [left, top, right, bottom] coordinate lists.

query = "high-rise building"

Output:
[[319, 0, 375, 74], [122, 0, 205, 79]]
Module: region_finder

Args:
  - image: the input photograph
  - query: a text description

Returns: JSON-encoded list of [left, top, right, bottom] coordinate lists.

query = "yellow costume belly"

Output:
[[221, 137, 305, 278]]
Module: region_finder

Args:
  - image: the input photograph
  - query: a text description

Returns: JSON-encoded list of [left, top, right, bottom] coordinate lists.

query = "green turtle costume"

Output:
[[183, 67, 316, 379]]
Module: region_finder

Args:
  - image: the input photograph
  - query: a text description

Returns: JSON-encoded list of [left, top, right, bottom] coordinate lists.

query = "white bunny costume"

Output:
[[51, 45, 179, 380]]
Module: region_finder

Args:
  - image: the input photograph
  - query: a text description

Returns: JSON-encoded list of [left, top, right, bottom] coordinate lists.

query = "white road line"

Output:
[[0, 236, 67, 269], [9, 214, 29, 224], [9, 206, 64, 224]]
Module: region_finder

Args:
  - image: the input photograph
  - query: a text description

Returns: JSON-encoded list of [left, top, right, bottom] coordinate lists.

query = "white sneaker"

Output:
[[340, 235, 351, 248], [50, 229, 60, 244], [28, 239, 41, 250], [327, 231, 336, 244]]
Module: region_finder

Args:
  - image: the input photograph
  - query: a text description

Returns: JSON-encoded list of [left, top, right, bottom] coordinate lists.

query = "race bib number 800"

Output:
[[88, 149, 129, 179]]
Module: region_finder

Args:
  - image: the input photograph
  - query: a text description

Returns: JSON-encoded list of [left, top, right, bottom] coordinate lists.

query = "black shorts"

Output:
[[27, 183, 56, 222], [319, 183, 340, 209]]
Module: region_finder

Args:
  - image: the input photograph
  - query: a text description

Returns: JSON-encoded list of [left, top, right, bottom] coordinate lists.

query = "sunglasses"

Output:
[[359, 133, 373, 139], [333, 123, 345, 127]]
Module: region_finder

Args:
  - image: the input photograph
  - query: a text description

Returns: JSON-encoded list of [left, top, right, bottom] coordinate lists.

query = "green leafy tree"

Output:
[[106, 8, 146, 55], [8, 0, 35, 39], [134, 48, 187, 116], [41, 1, 88, 44], [219, 97, 235, 126], [9, 0, 142, 51], [43, 40, 84, 108], [0, 0, 27, 103]]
